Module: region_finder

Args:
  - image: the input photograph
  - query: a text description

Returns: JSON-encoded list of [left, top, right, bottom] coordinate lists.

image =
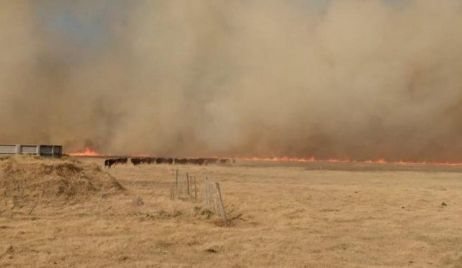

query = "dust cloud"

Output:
[[1, 0, 462, 161]]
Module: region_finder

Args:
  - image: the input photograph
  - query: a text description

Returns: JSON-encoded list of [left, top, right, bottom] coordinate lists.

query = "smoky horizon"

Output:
[[1, 0, 462, 162]]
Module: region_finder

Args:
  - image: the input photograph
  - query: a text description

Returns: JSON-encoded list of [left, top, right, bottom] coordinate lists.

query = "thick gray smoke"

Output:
[[1, 0, 462, 161]]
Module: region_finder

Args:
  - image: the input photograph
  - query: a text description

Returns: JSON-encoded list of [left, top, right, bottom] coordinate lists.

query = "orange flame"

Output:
[[68, 147, 101, 157], [65, 148, 462, 167], [235, 156, 462, 166]]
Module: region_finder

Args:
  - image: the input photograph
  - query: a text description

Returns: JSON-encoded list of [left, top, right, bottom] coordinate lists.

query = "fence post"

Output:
[[211, 183, 219, 214], [194, 176, 197, 201], [175, 169, 179, 198], [186, 172, 190, 197], [215, 182, 228, 226], [204, 177, 210, 208], [209, 182, 216, 212]]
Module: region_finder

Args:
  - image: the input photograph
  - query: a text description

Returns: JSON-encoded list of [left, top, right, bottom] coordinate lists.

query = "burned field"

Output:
[[0, 156, 462, 267]]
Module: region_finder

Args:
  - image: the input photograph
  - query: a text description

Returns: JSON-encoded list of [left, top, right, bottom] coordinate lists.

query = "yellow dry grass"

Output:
[[1, 158, 462, 267]]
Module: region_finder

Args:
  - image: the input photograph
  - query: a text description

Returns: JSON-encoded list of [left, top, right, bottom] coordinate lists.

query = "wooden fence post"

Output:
[[186, 172, 190, 197], [194, 176, 197, 201], [215, 182, 228, 226], [175, 169, 179, 198], [204, 177, 208, 207], [204, 177, 211, 208], [210, 182, 216, 211], [211, 183, 219, 214]]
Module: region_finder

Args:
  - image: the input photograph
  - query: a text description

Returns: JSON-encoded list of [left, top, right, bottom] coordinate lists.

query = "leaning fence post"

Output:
[[211, 183, 219, 214], [215, 182, 228, 226]]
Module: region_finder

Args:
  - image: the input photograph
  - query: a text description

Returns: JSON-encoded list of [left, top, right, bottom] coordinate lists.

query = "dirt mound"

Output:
[[0, 156, 124, 208]]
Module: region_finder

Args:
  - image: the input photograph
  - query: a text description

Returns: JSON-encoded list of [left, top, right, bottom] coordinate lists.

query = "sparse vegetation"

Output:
[[1, 158, 462, 267]]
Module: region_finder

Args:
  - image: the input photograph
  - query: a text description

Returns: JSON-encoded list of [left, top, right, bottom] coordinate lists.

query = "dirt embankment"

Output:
[[0, 156, 124, 209]]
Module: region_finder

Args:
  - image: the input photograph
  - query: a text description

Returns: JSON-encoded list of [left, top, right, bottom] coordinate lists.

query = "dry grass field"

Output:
[[2, 157, 462, 267]]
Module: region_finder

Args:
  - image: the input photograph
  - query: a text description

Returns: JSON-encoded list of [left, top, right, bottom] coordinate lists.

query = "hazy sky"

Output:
[[1, 0, 462, 161], [33, 0, 407, 65]]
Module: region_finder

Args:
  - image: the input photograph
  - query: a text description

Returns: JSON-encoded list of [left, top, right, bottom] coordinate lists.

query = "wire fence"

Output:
[[170, 169, 228, 226]]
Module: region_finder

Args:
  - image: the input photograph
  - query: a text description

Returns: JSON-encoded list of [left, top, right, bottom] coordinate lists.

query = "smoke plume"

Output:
[[1, 0, 462, 161]]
